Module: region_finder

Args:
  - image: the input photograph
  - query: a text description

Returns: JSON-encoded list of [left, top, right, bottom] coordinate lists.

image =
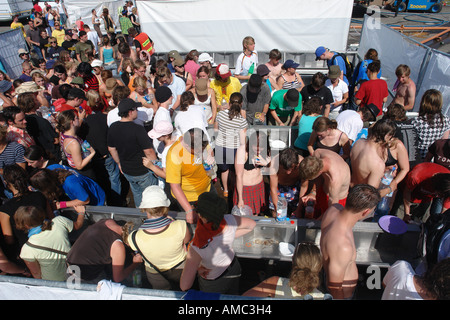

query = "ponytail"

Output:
[[228, 92, 243, 120]]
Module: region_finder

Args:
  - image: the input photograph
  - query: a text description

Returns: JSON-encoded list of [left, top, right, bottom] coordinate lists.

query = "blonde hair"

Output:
[[289, 242, 323, 295], [86, 90, 100, 108], [140, 206, 169, 218], [242, 36, 255, 51], [132, 76, 147, 89]]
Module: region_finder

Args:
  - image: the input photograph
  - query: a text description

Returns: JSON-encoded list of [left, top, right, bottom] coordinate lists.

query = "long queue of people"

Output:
[[0, 1, 449, 300]]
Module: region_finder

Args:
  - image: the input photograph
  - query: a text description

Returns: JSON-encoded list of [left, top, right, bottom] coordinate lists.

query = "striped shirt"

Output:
[[0, 142, 25, 169], [215, 109, 248, 149], [83, 74, 99, 93]]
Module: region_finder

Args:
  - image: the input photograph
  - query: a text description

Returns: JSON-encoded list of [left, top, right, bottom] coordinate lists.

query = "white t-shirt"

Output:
[[87, 31, 99, 53], [152, 107, 173, 158], [235, 51, 258, 78], [336, 109, 363, 142], [161, 141, 175, 168], [167, 74, 186, 109], [107, 107, 153, 127], [174, 105, 210, 141], [382, 260, 423, 300], [325, 78, 349, 112], [56, 2, 65, 14], [191, 214, 238, 280]]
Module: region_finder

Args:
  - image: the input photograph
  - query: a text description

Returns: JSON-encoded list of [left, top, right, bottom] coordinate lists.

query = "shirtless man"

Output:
[[393, 64, 416, 111], [269, 147, 307, 217], [299, 148, 351, 218], [320, 184, 380, 299], [350, 139, 385, 188], [350, 119, 398, 196]]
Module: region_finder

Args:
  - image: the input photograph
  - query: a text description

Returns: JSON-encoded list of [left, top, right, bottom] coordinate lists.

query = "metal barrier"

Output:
[[65, 205, 421, 267]]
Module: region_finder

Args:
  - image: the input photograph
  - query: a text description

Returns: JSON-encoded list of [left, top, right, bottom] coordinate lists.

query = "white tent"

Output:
[[63, 0, 125, 32], [136, 0, 354, 53]]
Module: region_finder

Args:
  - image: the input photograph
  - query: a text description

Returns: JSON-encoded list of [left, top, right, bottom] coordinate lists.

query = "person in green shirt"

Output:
[[269, 88, 302, 126], [119, 10, 133, 45], [75, 31, 95, 63]]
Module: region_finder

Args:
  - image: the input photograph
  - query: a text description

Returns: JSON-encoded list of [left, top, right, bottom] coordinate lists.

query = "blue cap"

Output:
[[282, 59, 299, 70], [315, 46, 327, 60]]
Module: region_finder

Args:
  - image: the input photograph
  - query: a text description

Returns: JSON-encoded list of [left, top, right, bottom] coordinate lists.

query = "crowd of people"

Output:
[[0, 0, 449, 300]]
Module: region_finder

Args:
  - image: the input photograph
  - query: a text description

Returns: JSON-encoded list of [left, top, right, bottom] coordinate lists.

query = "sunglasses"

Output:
[[19, 53, 29, 56], [49, 41, 56, 44], [176, 64, 185, 68]]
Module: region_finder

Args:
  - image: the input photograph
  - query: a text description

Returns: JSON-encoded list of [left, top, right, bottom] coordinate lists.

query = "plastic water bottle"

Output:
[[373, 166, 396, 222], [380, 166, 396, 197], [221, 97, 227, 109], [144, 94, 153, 103], [276, 193, 288, 222], [152, 160, 162, 168], [81, 140, 91, 158], [203, 161, 217, 180], [248, 63, 255, 75], [373, 197, 390, 222], [132, 268, 142, 288]]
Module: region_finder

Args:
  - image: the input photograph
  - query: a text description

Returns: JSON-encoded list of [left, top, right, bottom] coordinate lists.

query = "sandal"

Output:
[[223, 191, 228, 197]]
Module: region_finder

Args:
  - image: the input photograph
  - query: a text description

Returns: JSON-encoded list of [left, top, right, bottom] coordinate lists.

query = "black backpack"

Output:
[[417, 209, 450, 269], [330, 52, 354, 83]]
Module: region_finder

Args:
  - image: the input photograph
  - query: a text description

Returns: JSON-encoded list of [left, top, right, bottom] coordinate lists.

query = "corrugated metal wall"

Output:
[[0, 27, 29, 79]]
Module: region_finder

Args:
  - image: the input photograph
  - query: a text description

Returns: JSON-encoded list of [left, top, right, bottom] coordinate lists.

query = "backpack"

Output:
[[330, 52, 354, 83], [417, 209, 450, 269]]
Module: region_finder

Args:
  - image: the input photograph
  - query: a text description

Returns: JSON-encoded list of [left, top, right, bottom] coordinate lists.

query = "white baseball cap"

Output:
[[91, 59, 103, 68]]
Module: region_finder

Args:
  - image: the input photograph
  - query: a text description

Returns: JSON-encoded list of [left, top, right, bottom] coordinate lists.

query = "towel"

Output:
[[191, 218, 226, 249], [97, 279, 125, 300]]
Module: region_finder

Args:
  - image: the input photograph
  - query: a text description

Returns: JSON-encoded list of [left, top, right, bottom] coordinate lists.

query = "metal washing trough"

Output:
[[64, 206, 421, 268]]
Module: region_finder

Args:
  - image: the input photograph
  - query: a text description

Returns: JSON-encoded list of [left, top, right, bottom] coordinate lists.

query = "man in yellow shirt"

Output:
[[210, 63, 242, 107], [51, 22, 66, 47], [165, 128, 216, 224], [10, 15, 26, 38]]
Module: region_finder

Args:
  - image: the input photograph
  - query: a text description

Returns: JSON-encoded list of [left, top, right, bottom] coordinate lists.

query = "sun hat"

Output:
[[15, 81, 44, 94], [195, 78, 208, 95], [198, 52, 213, 64], [256, 64, 270, 77], [148, 120, 174, 139], [18, 48, 28, 56], [104, 78, 118, 94], [328, 65, 341, 79], [139, 185, 171, 209]]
